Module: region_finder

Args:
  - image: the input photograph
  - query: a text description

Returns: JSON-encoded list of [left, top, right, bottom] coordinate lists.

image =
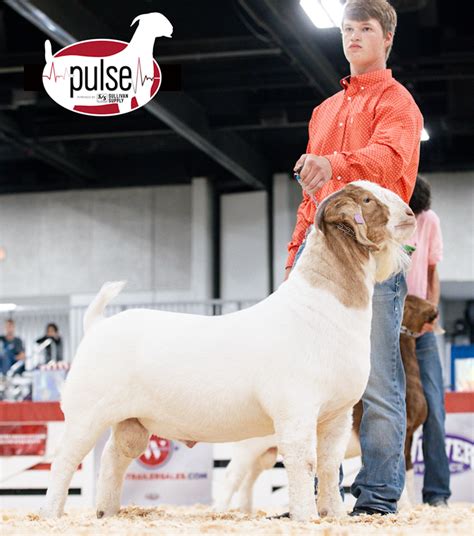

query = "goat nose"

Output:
[[405, 208, 415, 218]]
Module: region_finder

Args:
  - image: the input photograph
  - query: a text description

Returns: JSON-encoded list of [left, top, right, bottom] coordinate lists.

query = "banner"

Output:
[[94, 432, 213, 506], [0, 424, 47, 456]]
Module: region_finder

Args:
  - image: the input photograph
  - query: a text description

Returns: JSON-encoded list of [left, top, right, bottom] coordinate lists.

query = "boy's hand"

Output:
[[294, 154, 332, 195]]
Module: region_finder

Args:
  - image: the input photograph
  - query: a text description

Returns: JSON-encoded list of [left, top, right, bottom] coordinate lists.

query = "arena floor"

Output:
[[2, 504, 473, 535]]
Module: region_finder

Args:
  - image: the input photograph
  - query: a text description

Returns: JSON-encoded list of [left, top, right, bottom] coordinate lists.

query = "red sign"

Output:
[[0, 424, 47, 455], [138, 436, 173, 468]]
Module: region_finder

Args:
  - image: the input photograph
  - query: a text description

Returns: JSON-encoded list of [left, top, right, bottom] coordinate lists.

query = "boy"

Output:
[[287, 0, 423, 515]]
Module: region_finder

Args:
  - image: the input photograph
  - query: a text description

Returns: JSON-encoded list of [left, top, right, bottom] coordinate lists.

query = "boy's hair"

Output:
[[409, 175, 432, 215], [342, 0, 397, 59]]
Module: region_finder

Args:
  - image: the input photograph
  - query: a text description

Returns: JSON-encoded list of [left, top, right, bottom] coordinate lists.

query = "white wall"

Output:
[[0, 178, 213, 302], [427, 172, 474, 294], [220, 191, 269, 300], [0, 171, 471, 305]]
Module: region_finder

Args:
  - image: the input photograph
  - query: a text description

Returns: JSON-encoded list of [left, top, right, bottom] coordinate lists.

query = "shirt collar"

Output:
[[340, 69, 392, 90]]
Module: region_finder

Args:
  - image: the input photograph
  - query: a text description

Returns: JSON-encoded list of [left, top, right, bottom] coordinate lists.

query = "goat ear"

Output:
[[315, 190, 340, 233], [131, 15, 142, 27], [320, 194, 380, 251]]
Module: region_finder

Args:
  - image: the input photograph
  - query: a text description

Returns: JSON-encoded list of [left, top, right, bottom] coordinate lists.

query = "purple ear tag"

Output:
[[354, 213, 365, 224]]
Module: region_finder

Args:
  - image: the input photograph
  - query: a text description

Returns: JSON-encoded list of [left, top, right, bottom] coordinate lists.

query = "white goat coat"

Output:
[[44, 180, 414, 521], [62, 255, 372, 444]]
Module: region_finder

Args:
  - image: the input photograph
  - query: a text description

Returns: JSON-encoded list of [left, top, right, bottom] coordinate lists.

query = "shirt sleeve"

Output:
[[323, 89, 423, 186], [286, 108, 319, 269], [428, 211, 443, 265], [286, 191, 312, 268], [15, 338, 25, 355]]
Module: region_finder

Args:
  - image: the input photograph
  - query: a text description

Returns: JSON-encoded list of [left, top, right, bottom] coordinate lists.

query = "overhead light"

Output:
[[300, 0, 344, 29], [0, 303, 16, 313], [421, 128, 430, 142]]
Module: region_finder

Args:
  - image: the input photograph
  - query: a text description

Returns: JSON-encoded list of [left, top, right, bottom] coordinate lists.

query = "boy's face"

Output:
[[342, 18, 393, 70]]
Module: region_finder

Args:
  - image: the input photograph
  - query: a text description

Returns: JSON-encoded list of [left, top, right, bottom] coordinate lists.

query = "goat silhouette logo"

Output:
[[138, 436, 173, 468], [42, 12, 172, 116]]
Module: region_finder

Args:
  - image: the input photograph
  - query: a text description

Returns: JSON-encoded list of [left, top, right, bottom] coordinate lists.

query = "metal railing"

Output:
[[0, 299, 259, 363]]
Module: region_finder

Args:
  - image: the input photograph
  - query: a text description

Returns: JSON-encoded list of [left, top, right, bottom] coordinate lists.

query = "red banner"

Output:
[[0, 424, 47, 455]]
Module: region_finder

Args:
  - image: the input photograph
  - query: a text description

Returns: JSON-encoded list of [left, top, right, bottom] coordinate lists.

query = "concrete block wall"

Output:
[[0, 178, 213, 304]]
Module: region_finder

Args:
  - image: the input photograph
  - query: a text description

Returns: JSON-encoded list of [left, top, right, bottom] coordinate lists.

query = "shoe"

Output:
[[349, 507, 390, 517], [427, 498, 448, 508]]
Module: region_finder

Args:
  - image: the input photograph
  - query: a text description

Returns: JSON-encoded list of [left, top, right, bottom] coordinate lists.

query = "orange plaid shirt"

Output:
[[286, 69, 423, 268]]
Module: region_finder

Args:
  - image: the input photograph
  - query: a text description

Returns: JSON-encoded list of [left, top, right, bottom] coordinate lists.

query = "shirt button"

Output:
[[361, 86, 365, 90], [347, 96, 351, 101], [336, 176, 342, 181], [339, 122, 343, 127], [333, 151, 337, 155]]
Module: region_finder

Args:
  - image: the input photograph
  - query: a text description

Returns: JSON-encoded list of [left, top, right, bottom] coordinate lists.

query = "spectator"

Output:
[[407, 175, 451, 507], [0, 319, 25, 375], [36, 323, 63, 363]]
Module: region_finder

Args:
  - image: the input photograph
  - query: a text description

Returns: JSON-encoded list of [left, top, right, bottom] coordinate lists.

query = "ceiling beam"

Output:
[[0, 111, 97, 179], [238, 0, 341, 97], [5, 0, 268, 189]]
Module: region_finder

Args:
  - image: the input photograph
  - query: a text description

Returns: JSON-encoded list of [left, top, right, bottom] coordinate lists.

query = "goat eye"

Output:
[[364, 198, 371, 203]]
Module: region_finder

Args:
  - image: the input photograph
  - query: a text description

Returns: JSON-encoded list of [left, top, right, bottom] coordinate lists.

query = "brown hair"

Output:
[[342, 0, 397, 59]]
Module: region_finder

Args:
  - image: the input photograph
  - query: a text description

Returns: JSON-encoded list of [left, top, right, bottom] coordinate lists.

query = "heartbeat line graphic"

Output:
[[42, 62, 69, 82], [131, 57, 159, 93], [42, 57, 159, 94]]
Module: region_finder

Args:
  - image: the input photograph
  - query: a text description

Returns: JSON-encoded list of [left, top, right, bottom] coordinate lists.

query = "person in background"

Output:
[[0, 319, 25, 375], [407, 175, 451, 507], [36, 323, 63, 363], [286, 0, 422, 516]]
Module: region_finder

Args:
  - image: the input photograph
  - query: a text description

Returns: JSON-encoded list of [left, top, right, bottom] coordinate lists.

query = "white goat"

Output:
[[41, 181, 415, 522], [43, 13, 172, 114]]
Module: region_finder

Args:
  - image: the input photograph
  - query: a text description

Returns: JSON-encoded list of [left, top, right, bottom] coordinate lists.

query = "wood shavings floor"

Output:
[[1, 503, 473, 535]]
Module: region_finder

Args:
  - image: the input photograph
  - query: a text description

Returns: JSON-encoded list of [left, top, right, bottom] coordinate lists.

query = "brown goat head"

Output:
[[316, 184, 390, 252], [403, 295, 440, 334]]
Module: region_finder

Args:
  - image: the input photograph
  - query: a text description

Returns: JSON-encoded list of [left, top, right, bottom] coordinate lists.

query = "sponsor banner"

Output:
[[413, 412, 474, 502], [94, 432, 213, 506], [0, 424, 47, 456]]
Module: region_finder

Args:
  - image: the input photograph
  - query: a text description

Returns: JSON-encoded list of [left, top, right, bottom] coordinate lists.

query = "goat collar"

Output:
[[400, 325, 422, 338]]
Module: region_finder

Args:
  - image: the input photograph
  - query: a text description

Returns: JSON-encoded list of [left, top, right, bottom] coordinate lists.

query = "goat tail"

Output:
[[83, 281, 126, 333], [44, 40, 53, 63]]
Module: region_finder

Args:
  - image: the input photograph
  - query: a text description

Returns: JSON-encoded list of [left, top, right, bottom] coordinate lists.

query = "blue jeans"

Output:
[[416, 332, 451, 503], [350, 273, 407, 513]]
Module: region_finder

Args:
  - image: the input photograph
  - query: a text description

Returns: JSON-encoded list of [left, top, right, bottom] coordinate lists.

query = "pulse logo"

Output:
[[42, 12, 172, 116]]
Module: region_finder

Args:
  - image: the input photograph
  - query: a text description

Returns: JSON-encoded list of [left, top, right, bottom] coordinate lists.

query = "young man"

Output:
[[286, 0, 423, 515], [0, 319, 25, 375], [406, 175, 451, 507]]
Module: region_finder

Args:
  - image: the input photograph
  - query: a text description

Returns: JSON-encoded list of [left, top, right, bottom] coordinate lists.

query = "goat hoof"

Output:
[[97, 510, 104, 519]]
